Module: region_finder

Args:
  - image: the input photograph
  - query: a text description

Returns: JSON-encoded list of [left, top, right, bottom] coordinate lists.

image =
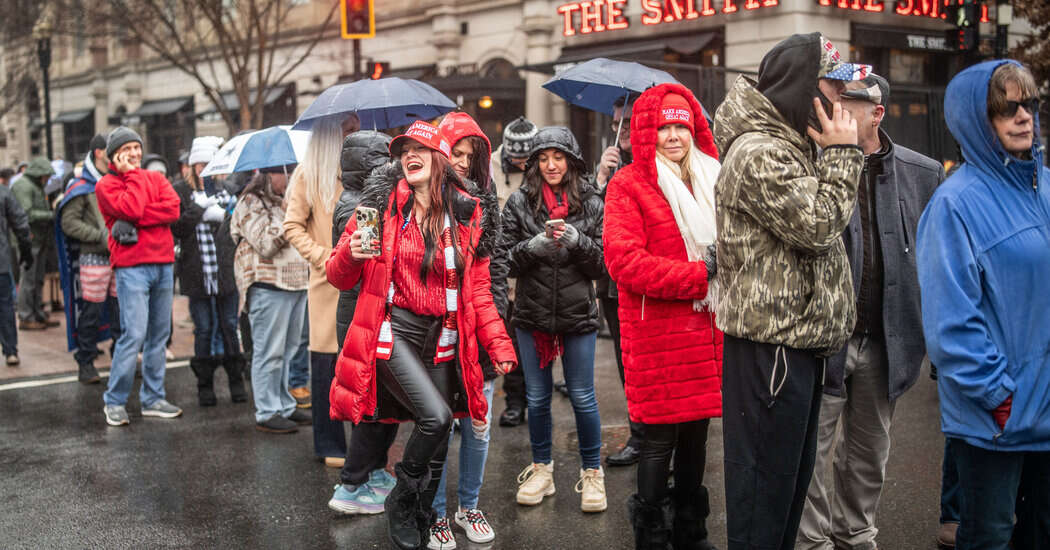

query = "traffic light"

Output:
[[944, 0, 979, 51], [369, 62, 390, 80], [341, 0, 375, 39]]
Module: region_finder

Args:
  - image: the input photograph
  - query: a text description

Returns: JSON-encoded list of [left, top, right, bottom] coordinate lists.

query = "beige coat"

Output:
[[283, 171, 341, 353]]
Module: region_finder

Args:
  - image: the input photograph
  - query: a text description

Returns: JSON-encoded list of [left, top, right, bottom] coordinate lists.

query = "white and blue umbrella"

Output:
[[292, 77, 457, 131], [200, 125, 310, 177]]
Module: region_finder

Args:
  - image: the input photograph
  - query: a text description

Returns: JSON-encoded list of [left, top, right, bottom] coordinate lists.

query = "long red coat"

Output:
[[326, 168, 516, 424], [603, 82, 723, 425]]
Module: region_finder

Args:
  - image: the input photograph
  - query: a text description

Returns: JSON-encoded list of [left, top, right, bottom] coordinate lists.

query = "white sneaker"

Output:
[[575, 467, 607, 512], [516, 462, 555, 505], [454, 508, 495, 543], [427, 517, 457, 550]]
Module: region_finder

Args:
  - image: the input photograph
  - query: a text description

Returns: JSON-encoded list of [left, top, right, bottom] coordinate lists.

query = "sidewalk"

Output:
[[0, 296, 196, 381]]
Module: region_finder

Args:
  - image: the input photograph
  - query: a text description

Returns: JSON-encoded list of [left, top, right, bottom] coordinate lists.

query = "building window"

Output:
[[889, 50, 926, 85]]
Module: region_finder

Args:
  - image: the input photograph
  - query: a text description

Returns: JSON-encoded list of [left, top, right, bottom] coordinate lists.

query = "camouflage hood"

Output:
[[713, 76, 863, 356], [714, 76, 809, 162]]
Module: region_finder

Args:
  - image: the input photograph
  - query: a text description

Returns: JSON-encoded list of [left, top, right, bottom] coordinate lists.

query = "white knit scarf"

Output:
[[653, 146, 721, 311]]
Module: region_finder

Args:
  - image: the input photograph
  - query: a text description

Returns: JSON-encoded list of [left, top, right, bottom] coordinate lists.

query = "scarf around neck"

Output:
[[541, 183, 569, 220], [654, 145, 720, 311]]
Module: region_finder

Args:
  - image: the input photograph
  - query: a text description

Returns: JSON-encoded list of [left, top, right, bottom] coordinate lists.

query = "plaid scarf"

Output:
[[193, 189, 232, 296], [377, 212, 458, 363]]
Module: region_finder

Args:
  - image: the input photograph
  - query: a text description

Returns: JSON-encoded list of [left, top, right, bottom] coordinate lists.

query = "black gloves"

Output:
[[111, 220, 139, 245], [18, 241, 33, 271], [704, 244, 717, 279]]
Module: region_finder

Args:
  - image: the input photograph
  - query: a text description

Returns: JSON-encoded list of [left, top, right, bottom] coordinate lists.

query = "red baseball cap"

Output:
[[390, 121, 452, 159], [658, 93, 693, 132]]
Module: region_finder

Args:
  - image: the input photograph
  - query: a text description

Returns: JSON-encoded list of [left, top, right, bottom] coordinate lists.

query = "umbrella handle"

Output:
[[614, 91, 631, 146]]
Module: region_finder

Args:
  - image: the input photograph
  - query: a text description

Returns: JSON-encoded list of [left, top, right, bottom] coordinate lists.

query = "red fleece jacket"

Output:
[[95, 165, 181, 268]]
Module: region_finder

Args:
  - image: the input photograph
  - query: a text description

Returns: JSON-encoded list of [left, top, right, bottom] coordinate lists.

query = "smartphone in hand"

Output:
[[355, 206, 381, 255], [545, 218, 566, 238], [807, 90, 835, 133]]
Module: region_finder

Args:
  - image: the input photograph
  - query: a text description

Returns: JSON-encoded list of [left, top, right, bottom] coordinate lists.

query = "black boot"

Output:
[[222, 354, 249, 403], [672, 487, 717, 550], [629, 494, 672, 550], [189, 357, 217, 406], [77, 362, 101, 384], [385, 463, 430, 550]]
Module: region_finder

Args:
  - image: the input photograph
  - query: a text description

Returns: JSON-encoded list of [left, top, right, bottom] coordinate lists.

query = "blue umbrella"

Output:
[[200, 126, 309, 177], [543, 57, 710, 141], [292, 77, 457, 131]]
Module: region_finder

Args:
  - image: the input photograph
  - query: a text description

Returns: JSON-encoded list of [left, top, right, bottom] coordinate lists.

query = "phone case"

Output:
[[545, 219, 566, 238], [356, 207, 380, 254]]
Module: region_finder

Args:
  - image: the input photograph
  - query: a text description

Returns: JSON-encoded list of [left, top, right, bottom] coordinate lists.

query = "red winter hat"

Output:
[[658, 93, 694, 132], [390, 121, 452, 159]]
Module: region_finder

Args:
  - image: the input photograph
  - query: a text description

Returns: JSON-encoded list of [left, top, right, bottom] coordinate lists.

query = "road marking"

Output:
[[0, 359, 190, 392]]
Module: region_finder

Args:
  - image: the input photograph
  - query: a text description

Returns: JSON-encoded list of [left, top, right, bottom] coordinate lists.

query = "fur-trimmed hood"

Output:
[[359, 161, 501, 258]]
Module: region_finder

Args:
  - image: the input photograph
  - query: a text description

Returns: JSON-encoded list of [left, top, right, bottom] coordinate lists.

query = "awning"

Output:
[[53, 109, 94, 124], [197, 85, 290, 116], [131, 96, 193, 117], [521, 33, 718, 75]]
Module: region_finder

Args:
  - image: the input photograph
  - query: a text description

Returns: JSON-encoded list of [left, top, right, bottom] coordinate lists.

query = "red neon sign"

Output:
[[559, 0, 777, 36], [819, 0, 990, 21]]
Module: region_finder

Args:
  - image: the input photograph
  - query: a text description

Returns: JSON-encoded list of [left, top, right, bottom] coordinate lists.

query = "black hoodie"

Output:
[[756, 32, 823, 139]]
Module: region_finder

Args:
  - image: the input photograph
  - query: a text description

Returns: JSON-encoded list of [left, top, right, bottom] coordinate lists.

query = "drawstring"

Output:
[[767, 345, 789, 408]]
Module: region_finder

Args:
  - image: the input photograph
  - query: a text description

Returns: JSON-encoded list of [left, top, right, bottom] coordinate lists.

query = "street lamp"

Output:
[[33, 8, 55, 160]]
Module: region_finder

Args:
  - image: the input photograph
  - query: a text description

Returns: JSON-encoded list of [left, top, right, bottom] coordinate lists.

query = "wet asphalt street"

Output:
[[0, 336, 946, 550]]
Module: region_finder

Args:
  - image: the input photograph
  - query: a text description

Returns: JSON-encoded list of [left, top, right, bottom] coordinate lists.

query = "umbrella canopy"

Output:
[[543, 57, 686, 116], [200, 126, 309, 177], [292, 77, 457, 131]]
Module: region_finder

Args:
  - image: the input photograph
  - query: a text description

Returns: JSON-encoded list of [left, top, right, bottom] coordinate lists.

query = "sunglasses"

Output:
[[996, 98, 1040, 118]]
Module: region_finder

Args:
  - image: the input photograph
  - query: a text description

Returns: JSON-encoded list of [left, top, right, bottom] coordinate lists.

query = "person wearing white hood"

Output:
[[171, 136, 252, 408]]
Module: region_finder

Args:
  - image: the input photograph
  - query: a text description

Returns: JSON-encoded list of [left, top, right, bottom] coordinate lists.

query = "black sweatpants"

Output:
[[341, 421, 400, 487], [722, 334, 824, 550]]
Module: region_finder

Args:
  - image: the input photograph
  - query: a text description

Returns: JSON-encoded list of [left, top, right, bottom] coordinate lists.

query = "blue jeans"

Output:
[[0, 273, 17, 356], [248, 286, 307, 423], [188, 293, 239, 358], [517, 329, 602, 469], [288, 310, 310, 389], [433, 380, 495, 517], [950, 438, 1050, 549], [104, 264, 174, 407]]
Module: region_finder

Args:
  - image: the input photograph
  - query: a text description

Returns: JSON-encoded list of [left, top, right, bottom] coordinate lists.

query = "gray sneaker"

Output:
[[141, 399, 183, 419], [104, 405, 130, 426]]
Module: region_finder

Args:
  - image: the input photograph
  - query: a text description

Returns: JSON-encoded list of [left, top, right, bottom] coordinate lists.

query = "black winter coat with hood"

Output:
[[171, 180, 238, 298], [333, 130, 392, 345], [502, 126, 606, 335]]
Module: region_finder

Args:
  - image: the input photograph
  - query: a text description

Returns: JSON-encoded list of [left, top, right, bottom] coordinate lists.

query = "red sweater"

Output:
[[391, 218, 447, 317], [95, 166, 181, 268]]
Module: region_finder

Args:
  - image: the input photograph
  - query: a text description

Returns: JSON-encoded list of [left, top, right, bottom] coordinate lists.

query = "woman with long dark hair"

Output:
[[326, 121, 516, 550], [502, 126, 608, 513], [604, 83, 722, 549]]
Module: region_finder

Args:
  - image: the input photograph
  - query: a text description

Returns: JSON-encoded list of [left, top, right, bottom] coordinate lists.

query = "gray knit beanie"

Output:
[[106, 126, 143, 158]]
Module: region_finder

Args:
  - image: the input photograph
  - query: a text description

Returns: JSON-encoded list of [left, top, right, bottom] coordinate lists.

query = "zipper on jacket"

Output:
[[898, 201, 911, 254]]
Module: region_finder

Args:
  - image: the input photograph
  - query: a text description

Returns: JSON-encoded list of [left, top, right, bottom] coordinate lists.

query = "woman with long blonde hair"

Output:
[[284, 114, 359, 465]]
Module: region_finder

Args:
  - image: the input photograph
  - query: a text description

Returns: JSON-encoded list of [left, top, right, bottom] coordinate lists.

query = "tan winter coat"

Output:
[[283, 171, 341, 353], [713, 76, 863, 356]]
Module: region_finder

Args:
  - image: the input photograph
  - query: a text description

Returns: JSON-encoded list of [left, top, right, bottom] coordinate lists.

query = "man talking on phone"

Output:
[[95, 126, 183, 426], [713, 33, 868, 550]]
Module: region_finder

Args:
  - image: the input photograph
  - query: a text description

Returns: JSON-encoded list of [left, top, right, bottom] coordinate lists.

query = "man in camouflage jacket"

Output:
[[713, 33, 867, 550]]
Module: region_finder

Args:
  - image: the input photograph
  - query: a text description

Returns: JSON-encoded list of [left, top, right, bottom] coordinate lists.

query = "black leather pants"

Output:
[[377, 306, 456, 497], [638, 419, 711, 505]]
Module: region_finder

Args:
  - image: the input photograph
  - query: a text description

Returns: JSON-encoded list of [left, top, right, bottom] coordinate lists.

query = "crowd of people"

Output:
[[2, 31, 1047, 550]]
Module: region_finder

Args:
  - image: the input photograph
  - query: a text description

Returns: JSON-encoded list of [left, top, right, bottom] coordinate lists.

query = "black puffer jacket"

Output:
[[171, 181, 238, 298], [502, 127, 605, 334], [333, 131, 392, 345]]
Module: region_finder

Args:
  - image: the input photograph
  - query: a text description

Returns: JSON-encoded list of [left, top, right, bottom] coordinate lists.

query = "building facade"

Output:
[[0, 0, 1039, 170]]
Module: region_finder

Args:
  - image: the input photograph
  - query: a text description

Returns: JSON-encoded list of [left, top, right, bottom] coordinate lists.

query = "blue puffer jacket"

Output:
[[917, 59, 1050, 452]]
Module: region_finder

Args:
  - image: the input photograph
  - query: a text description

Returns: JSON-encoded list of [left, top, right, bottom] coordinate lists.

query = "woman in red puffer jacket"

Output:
[[604, 83, 722, 550], [326, 120, 516, 550]]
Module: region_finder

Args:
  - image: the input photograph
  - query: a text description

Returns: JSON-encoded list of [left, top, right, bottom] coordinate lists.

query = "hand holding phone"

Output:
[[544, 218, 566, 239], [806, 97, 857, 149], [353, 206, 381, 258]]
